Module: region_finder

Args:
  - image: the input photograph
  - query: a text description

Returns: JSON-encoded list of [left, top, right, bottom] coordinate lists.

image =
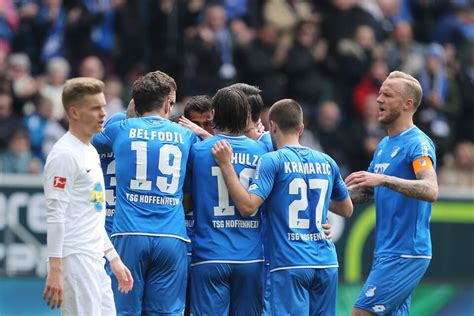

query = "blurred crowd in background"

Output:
[[0, 0, 472, 188]]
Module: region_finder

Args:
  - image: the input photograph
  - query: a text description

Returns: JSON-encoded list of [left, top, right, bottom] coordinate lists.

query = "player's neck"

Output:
[[275, 134, 300, 149], [386, 118, 414, 137], [142, 110, 166, 118], [69, 125, 92, 145]]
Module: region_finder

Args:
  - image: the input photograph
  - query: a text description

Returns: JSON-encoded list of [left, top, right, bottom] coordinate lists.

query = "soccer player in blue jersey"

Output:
[[93, 99, 136, 238], [187, 87, 268, 315], [93, 71, 198, 315], [345, 71, 438, 316], [212, 99, 353, 315]]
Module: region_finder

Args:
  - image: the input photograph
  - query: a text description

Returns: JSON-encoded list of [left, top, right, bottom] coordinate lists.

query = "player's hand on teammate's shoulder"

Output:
[[212, 140, 233, 166], [43, 259, 64, 309], [110, 257, 134, 294], [179, 116, 212, 140]]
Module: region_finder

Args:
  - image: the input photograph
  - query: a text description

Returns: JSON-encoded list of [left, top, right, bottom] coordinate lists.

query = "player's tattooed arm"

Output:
[[383, 168, 438, 202], [348, 186, 374, 204]]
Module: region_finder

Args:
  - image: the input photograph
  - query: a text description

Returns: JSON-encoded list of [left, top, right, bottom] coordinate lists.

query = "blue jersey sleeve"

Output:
[[249, 153, 279, 200], [92, 120, 121, 153], [328, 158, 349, 201], [408, 137, 437, 168]]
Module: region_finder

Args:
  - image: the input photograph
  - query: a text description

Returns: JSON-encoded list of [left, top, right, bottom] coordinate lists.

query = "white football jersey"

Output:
[[44, 132, 106, 258]]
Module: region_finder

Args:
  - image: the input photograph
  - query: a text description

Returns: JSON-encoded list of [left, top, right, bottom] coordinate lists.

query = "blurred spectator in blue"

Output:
[[359, 0, 412, 37], [104, 76, 124, 119], [353, 59, 388, 117], [0, 127, 41, 174], [222, 0, 248, 22], [432, 1, 474, 50], [187, 4, 237, 95], [37, 0, 67, 64], [22, 96, 65, 162], [38, 56, 69, 123], [236, 22, 287, 104], [0, 0, 19, 54], [0, 92, 23, 151], [64, 0, 120, 74], [285, 20, 332, 119], [416, 43, 460, 163], [384, 21, 425, 75]]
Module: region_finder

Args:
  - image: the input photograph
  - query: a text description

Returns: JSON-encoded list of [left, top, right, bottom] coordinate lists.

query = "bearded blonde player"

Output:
[[42, 77, 133, 314]]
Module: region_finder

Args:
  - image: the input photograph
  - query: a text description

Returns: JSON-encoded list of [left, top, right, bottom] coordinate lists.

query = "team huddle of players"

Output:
[[44, 69, 438, 316], [91, 71, 353, 315]]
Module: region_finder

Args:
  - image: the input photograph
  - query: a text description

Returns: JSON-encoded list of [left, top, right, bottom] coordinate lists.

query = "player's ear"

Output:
[[270, 120, 277, 134], [68, 106, 80, 120], [298, 123, 304, 136]]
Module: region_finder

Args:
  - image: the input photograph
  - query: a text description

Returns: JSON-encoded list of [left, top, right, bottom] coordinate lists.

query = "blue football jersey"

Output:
[[249, 146, 348, 271], [258, 132, 273, 152], [368, 126, 436, 257], [92, 111, 127, 237], [189, 134, 268, 263], [93, 114, 198, 241]]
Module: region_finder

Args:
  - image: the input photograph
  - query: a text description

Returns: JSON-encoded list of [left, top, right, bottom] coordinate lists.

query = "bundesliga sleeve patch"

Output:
[[412, 156, 433, 174], [53, 176, 67, 189]]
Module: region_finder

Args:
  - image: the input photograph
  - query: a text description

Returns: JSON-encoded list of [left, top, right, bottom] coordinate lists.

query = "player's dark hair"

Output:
[[229, 83, 263, 123], [183, 95, 212, 119], [212, 87, 250, 134], [132, 71, 177, 116], [269, 99, 303, 133]]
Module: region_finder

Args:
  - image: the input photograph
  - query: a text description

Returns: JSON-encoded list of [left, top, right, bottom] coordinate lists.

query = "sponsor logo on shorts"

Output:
[[372, 305, 386, 312]]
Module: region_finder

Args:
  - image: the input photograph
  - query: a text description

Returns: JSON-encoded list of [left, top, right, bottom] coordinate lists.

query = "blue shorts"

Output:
[[262, 264, 271, 316], [269, 267, 338, 316], [354, 256, 430, 315], [190, 262, 263, 316], [112, 235, 188, 316]]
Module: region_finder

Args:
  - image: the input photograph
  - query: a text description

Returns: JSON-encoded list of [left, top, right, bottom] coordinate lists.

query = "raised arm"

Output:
[[345, 167, 438, 203], [212, 140, 264, 216]]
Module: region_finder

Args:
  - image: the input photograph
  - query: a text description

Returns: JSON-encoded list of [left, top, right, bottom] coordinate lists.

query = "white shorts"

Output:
[[61, 254, 115, 316]]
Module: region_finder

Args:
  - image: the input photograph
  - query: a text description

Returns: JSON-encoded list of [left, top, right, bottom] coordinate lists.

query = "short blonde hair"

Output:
[[387, 71, 423, 110], [62, 77, 105, 111]]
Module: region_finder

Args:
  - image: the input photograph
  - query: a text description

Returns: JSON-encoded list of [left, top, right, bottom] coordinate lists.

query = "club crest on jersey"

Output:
[[90, 182, 104, 211], [53, 176, 66, 189], [390, 146, 400, 158]]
